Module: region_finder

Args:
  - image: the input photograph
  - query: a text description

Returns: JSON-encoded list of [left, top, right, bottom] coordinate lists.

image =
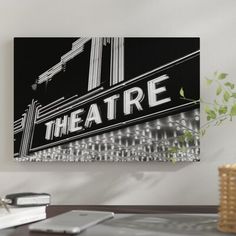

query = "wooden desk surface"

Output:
[[8, 205, 218, 236]]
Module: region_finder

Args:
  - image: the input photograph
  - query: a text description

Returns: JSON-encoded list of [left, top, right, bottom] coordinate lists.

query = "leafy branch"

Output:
[[168, 72, 236, 161], [181, 72, 236, 127]]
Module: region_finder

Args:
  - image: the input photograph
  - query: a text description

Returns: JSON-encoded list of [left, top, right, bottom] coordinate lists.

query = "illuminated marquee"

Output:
[[44, 75, 171, 140], [14, 37, 200, 162]]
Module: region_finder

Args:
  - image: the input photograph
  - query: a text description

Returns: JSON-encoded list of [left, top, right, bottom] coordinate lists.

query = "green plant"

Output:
[[186, 72, 235, 129], [168, 72, 236, 161]]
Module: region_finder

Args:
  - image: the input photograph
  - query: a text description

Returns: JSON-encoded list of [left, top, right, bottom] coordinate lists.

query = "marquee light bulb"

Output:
[[195, 115, 200, 121], [26, 108, 200, 162]]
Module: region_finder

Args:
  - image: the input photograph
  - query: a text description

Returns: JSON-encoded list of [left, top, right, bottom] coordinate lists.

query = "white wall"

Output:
[[0, 0, 236, 205]]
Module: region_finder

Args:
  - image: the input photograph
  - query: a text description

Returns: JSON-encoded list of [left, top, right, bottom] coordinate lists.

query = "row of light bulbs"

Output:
[[17, 109, 200, 162]]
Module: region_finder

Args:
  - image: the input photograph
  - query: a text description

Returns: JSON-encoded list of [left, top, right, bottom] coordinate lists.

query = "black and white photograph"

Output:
[[3, 1, 236, 234], [14, 37, 200, 162]]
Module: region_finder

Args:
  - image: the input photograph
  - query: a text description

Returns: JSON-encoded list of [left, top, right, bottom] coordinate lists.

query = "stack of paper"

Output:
[[0, 206, 46, 229]]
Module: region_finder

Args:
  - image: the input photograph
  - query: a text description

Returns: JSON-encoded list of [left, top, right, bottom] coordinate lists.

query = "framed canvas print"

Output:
[[14, 37, 200, 162]]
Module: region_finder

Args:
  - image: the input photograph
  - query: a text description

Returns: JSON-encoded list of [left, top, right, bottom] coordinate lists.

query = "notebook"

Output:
[[0, 205, 46, 229]]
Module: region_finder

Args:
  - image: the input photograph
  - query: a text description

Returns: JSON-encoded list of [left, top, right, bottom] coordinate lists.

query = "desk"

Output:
[[6, 205, 227, 236]]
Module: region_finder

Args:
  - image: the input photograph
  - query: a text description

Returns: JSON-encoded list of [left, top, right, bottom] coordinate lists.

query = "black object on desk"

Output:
[[5, 193, 51, 206]]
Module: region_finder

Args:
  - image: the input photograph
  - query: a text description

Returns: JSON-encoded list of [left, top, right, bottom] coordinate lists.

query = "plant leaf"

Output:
[[206, 79, 213, 86], [205, 109, 216, 120], [204, 105, 211, 113], [230, 104, 236, 116], [219, 106, 227, 115], [168, 146, 178, 153], [225, 82, 235, 90], [216, 86, 222, 95], [210, 110, 216, 119], [179, 87, 185, 97], [177, 135, 185, 143], [223, 91, 230, 102], [185, 131, 194, 141], [231, 93, 236, 98], [213, 105, 218, 112], [214, 99, 219, 106], [201, 129, 206, 136], [170, 157, 177, 164], [181, 147, 187, 153], [218, 73, 228, 80]]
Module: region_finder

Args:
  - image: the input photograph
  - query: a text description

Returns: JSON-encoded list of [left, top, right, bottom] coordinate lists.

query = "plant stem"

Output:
[[200, 114, 230, 129], [180, 97, 200, 103], [173, 122, 199, 134]]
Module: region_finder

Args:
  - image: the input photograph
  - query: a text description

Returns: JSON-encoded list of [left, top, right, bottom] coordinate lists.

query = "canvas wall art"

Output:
[[14, 37, 200, 162]]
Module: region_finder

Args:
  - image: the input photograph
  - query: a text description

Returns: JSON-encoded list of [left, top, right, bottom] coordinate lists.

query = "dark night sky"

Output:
[[14, 38, 77, 119], [14, 37, 199, 120]]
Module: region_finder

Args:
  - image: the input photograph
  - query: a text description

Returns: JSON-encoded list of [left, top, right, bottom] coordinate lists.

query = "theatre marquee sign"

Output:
[[14, 37, 200, 161], [43, 75, 170, 141]]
